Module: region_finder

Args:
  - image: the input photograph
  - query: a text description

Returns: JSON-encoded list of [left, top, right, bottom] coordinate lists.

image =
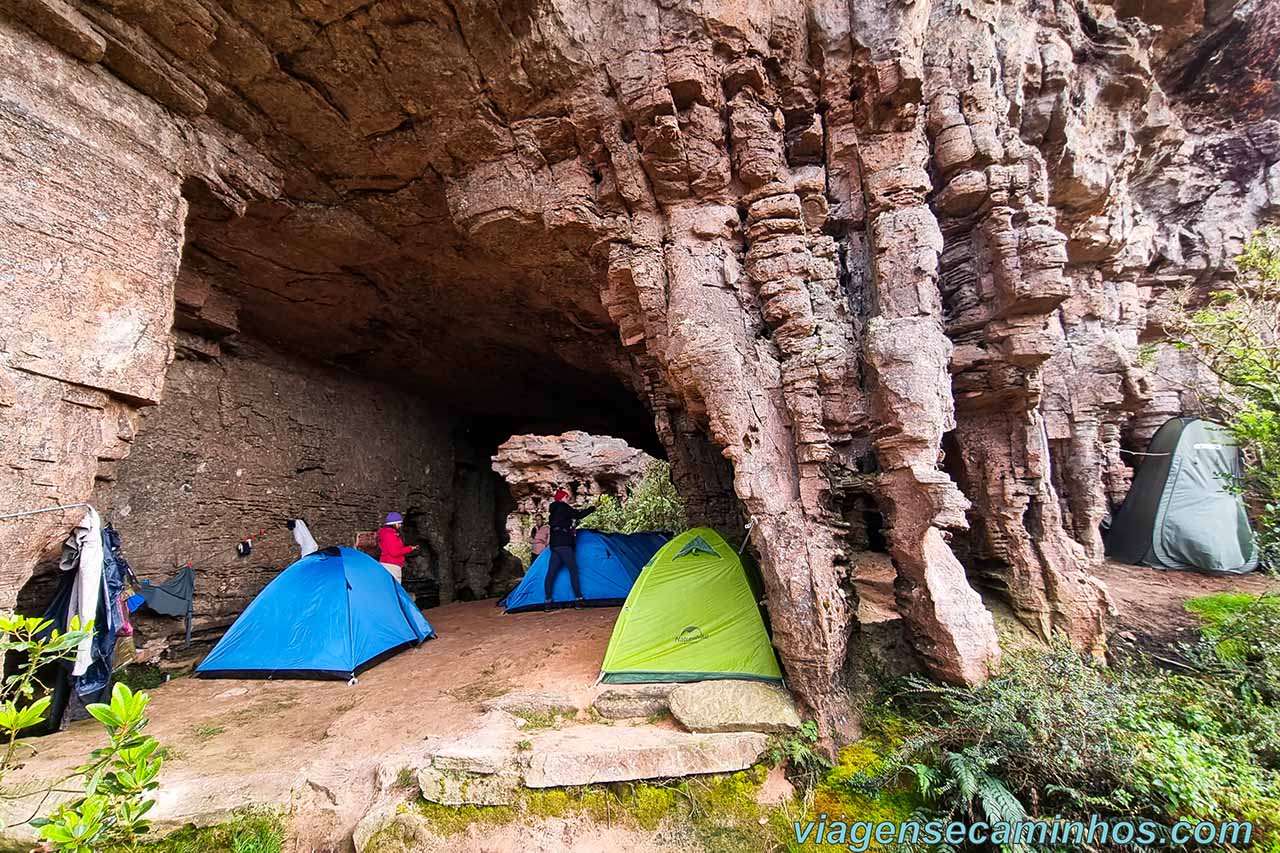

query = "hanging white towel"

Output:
[[59, 507, 103, 677], [292, 519, 319, 557]]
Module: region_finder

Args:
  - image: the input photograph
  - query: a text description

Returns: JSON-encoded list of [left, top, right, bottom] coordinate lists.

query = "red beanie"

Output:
[[554, 488, 570, 501]]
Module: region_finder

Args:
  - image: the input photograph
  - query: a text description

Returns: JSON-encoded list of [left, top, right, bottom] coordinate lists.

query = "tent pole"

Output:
[[737, 517, 757, 555]]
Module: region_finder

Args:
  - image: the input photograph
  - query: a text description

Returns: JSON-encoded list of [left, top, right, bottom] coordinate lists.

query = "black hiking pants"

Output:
[[545, 545, 583, 601]]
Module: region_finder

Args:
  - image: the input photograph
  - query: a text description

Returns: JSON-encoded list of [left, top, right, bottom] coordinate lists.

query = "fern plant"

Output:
[[766, 720, 831, 789]]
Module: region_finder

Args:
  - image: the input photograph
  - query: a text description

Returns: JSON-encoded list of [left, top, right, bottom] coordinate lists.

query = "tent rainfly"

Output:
[[196, 546, 434, 679], [1105, 417, 1258, 574], [599, 527, 783, 684], [500, 529, 670, 613]]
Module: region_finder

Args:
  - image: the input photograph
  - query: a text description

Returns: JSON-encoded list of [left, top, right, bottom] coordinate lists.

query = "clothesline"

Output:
[[0, 502, 90, 521], [1, 502, 278, 574]]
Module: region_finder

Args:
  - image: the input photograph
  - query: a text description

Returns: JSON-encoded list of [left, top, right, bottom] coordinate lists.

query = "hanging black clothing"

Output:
[[138, 565, 196, 645], [25, 523, 129, 736]]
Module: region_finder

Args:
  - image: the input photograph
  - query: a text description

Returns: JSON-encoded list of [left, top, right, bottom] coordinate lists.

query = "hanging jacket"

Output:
[[58, 508, 103, 677], [377, 525, 414, 567], [548, 501, 594, 549], [78, 524, 130, 698], [291, 519, 319, 557]]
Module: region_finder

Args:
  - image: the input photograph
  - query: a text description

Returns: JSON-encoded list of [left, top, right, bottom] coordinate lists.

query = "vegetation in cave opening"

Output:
[[1165, 227, 1280, 570], [503, 460, 688, 568], [578, 460, 688, 535]]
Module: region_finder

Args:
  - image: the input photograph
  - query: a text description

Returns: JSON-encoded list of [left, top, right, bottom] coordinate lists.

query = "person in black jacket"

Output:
[[544, 488, 595, 610]]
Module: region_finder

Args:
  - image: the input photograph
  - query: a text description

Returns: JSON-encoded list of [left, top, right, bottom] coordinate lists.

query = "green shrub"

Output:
[[115, 664, 168, 693], [767, 720, 831, 789], [1185, 593, 1280, 701], [875, 640, 1138, 817], [580, 461, 687, 534], [854, 623, 1280, 851], [0, 616, 165, 851], [1166, 227, 1280, 569]]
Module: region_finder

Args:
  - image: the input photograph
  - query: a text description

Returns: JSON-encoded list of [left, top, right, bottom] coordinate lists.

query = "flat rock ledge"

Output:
[[524, 726, 767, 788], [415, 720, 768, 797], [667, 680, 801, 734], [355, 715, 768, 851], [591, 685, 674, 719], [481, 691, 580, 717]]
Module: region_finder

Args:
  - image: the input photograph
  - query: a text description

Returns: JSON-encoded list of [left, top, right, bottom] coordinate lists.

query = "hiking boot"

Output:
[[574, 598, 585, 609], [543, 601, 552, 612]]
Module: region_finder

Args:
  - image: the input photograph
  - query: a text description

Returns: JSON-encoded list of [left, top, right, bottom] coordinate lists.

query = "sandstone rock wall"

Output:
[[446, 439, 518, 602], [87, 338, 464, 626], [0, 14, 278, 606]]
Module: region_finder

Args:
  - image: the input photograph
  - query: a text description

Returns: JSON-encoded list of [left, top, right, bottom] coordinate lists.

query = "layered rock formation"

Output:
[[491, 430, 656, 551], [88, 339, 494, 622], [2, 0, 1277, 728]]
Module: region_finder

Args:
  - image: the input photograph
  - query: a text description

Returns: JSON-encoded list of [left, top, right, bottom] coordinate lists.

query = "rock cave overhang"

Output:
[[458, 400, 668, 465], [178, 177, 668, 461], [3, 0, 1278, 737]]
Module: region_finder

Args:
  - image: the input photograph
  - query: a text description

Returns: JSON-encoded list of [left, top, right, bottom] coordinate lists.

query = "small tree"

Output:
[[0, 615, 163, 849], [1165, 227, 1280, 568], [580, 460, 687, 534]]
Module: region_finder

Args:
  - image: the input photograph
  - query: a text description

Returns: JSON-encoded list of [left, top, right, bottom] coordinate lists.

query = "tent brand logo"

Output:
[[1193, 442, 1224, 450], [676, 626, 705, 643]]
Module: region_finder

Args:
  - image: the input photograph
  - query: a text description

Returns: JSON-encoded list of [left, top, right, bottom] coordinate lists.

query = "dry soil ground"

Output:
[[4, 602, 627, 848]]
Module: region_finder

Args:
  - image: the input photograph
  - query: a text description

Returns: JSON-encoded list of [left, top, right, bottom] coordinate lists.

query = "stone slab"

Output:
[[668, 680, 801, 734], [592, 685, 673, 719], [482, 691, 579, 717], [418, 766, 523, 806], [524, 725, 767, 788]]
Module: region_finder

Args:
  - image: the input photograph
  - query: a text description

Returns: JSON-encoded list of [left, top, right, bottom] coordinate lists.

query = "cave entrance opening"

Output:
[[488, 426, 673, 606], [86, 183, 678, 654]]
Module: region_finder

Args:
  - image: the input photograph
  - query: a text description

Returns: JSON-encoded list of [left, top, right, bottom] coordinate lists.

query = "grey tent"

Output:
[[1105, 418, 1258, 574]]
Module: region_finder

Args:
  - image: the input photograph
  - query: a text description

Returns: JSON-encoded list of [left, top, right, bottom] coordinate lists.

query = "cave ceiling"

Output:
[[171, 0, 644, 433]]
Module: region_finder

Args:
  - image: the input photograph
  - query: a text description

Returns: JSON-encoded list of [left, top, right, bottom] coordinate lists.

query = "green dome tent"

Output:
[[1105, 417, 1258, 574], [599, 528, 783, 684]]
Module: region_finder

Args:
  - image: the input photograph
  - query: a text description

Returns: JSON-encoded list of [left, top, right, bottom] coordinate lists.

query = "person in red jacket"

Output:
[[376, 512, 416, 583]]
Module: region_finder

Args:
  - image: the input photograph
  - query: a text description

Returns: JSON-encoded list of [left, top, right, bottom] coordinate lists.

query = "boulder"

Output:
[[425, 710, 522, 774], [591, 685, 673, 719], [415, 711, 526, 805], [524, 725, 767, 788], [667, 681, 801, 734], [354, 808, 432, 853]]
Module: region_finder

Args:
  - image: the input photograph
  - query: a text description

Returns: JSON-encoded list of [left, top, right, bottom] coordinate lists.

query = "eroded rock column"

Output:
[[849, 12, 1002, 684], [923, 1, 1112, 649]]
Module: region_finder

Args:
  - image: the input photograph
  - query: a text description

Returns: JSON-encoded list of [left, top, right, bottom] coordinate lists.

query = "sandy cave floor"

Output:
[[2, 562, 1276, 848], [4, 601, 630, 848]]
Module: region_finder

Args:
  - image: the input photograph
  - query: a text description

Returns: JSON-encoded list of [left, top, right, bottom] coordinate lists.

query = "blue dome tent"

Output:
[[196, 546, 434, 680], [500, 530, 670, 613]]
